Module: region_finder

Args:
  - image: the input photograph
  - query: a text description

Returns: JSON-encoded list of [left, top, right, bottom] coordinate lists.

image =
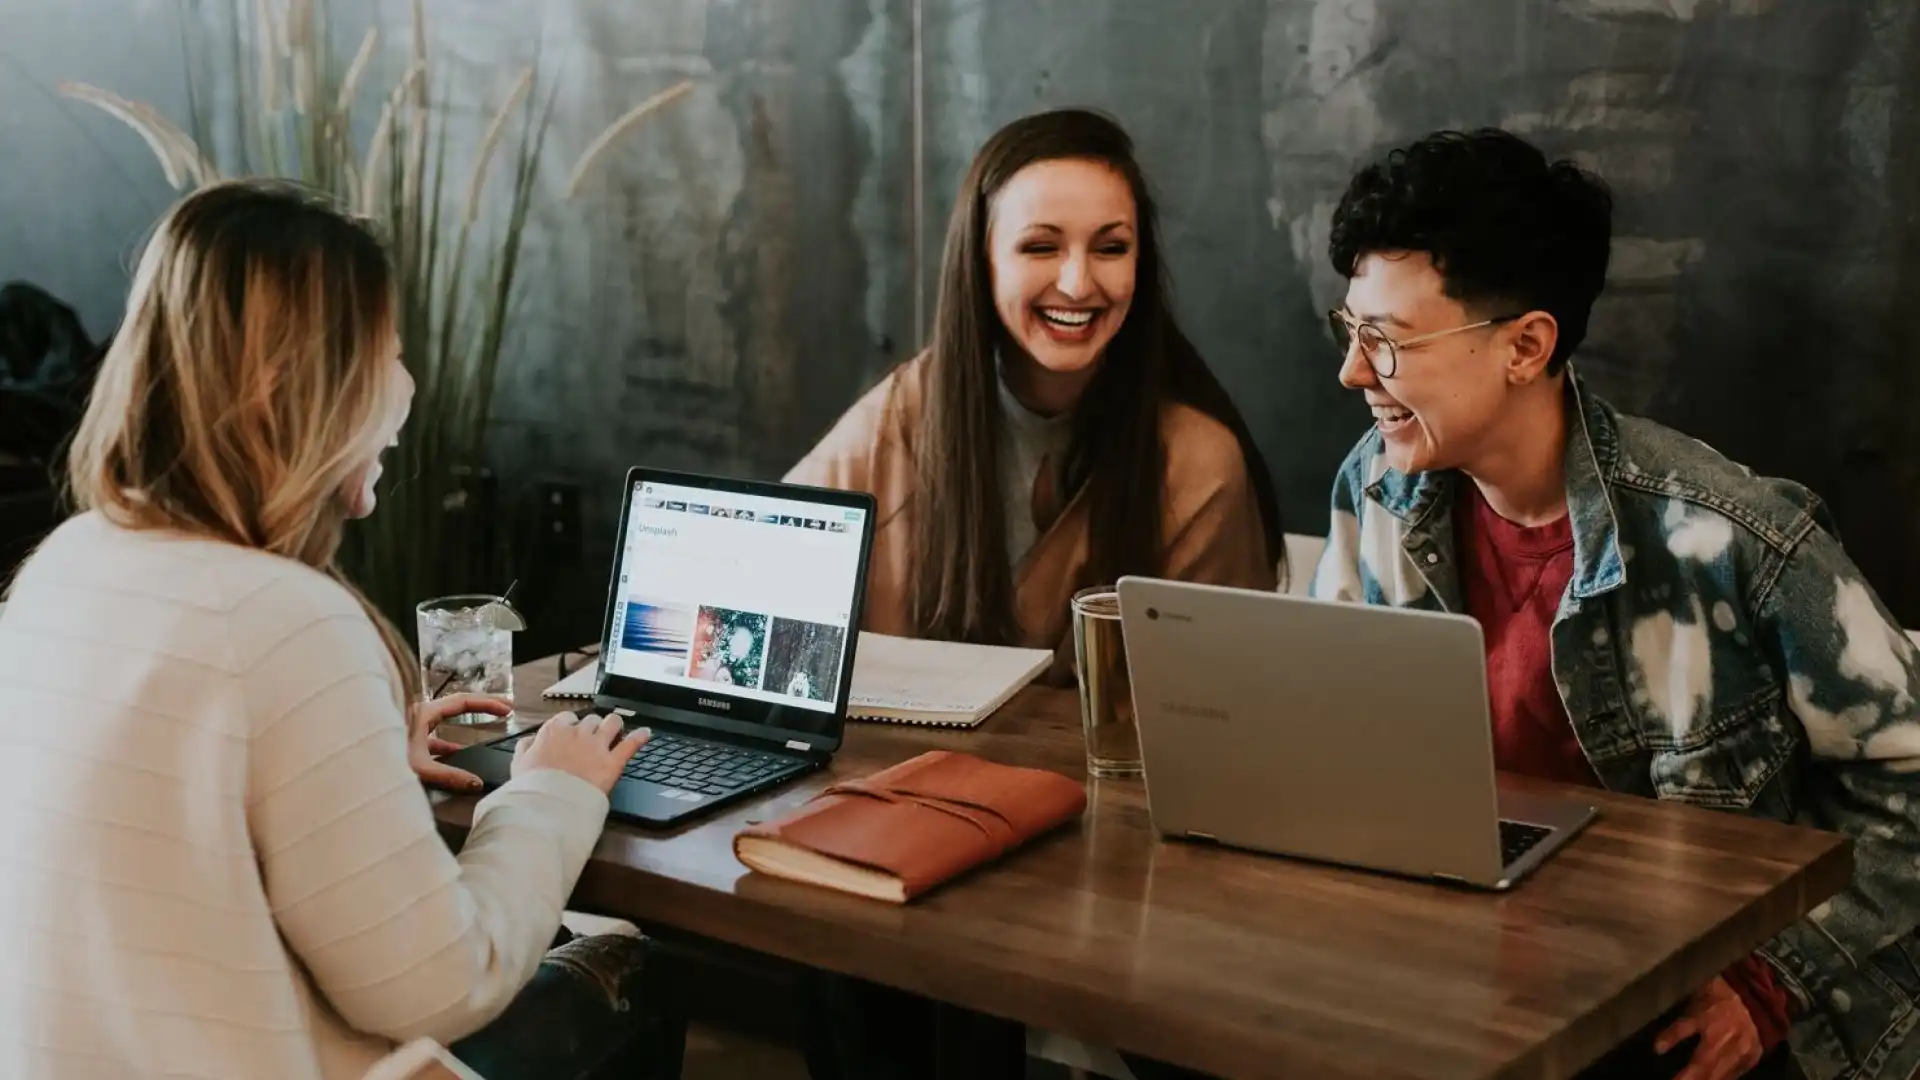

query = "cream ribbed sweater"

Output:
[[0, 513, 608, 1080]]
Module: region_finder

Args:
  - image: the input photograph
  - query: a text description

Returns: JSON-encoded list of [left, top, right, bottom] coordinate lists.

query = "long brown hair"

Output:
[[64, 178, 421, 703], [909, 107, 1283, 644]]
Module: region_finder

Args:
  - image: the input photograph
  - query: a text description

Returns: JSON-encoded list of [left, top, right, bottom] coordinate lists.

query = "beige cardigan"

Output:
[[786, 356, 1277, 681], [0, 513, 609, 1080]]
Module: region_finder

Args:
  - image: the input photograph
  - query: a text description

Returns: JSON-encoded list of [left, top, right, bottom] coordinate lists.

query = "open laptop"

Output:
[[442, 467, 876, 828], [1114, 577, 1596, 890]]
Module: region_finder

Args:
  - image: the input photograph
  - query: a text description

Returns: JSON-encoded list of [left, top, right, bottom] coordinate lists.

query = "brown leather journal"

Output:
[[732, 750, 1088, 902]]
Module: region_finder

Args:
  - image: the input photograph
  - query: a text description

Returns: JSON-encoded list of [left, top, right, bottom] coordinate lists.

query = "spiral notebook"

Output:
[[541, 633, 1051, 729], [844, 633, 1053, 728], [543, 659, 603, 700]]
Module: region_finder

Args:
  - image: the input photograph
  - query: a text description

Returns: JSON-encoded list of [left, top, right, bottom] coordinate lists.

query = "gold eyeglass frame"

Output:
[[1327, 309, 1523, 378]]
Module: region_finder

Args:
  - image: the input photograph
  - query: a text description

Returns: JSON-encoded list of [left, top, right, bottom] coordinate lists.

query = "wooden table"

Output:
[[432, 655, 1850, 1080]]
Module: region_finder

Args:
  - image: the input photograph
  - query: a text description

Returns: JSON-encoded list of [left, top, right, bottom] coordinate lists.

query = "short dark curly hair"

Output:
[[1328, 129, 1613, 375]]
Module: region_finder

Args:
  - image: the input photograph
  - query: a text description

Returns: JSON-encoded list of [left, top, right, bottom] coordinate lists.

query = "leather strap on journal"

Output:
[[816, 777, 1019, 856]]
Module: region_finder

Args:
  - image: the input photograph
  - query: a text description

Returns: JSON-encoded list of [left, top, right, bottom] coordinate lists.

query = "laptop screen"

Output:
[[600, 476, 869, 741]]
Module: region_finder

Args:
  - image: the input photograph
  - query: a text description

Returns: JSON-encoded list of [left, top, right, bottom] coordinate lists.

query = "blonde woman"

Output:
[[0, 181, 682, 1080]]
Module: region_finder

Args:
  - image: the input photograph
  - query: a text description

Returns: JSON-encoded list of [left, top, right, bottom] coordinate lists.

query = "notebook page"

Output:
[[849, 632, 1050, 713], [543, 659, 601, 698]]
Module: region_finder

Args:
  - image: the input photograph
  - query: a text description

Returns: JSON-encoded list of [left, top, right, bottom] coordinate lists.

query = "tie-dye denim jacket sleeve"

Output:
[[1309, 374, 1920, 1080]]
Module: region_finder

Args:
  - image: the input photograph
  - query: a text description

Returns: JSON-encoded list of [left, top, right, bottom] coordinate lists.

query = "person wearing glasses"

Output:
[[1311, 129, 1920, 1080]]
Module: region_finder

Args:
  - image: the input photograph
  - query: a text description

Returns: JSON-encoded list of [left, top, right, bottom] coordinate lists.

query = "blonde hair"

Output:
[[66, 178, 421, 704]]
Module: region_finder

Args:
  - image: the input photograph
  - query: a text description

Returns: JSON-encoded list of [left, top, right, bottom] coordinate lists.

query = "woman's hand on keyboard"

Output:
[[513, 711, 651, 794]]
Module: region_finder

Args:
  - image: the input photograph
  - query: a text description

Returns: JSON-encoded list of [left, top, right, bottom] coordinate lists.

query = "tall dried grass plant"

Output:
[[60, 0, 691, 632]]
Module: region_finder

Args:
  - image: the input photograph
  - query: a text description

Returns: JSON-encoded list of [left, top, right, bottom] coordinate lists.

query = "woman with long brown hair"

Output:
[[0, 180, 680, 1080], [791, 107, 1283, 1080], [788, 107, 1282, 678]]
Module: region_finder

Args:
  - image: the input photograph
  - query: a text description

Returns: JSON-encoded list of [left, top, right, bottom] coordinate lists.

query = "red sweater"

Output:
[[1453, 481, 1791, 1054]]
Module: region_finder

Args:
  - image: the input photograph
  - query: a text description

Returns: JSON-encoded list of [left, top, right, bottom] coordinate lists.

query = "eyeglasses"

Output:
[[1326, 309, 1523, 378]]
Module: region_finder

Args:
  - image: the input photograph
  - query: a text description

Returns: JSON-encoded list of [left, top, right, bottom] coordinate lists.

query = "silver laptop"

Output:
[[1114, 577, 1596, 890]]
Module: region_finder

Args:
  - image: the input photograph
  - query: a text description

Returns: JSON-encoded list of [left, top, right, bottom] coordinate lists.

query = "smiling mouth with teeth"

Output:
[[1370, 403, 1415, 433], [1038, 307, 1098, 330]]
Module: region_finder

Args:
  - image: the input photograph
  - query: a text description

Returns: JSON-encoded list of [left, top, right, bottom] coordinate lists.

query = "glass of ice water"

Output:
[[416, 594, 522, 723]]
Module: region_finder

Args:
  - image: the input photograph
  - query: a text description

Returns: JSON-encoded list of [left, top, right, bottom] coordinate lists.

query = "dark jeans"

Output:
[[800, 970, 1024, 1080], [450, 930, 687, 1080]]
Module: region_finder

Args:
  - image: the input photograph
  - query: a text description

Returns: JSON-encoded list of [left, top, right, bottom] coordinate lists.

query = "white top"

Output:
[[0, 513, 609, 1080], [997, 377, 1074, 568]]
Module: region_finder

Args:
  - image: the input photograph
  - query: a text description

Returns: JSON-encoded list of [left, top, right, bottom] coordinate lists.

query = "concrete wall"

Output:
[[4, 0, 1918, 642], [1, 0, 194, 338]]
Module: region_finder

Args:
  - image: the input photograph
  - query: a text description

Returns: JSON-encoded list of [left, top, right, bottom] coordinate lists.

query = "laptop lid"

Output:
[[593, 467, 877, 757], [1115, 576, 1508, 884]]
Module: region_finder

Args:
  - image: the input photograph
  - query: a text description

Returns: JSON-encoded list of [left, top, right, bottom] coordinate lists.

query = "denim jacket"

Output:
[[1309, 373, 1920, 1080]]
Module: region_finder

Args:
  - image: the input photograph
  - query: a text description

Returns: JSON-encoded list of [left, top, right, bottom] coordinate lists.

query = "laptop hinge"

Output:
[[603, 698, 820, 757], [793, 742, 836, 765], [655, 718, 832, 763]]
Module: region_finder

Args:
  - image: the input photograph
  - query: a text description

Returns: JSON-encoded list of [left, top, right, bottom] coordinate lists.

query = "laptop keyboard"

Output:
[[1499, 820, 1554, 866], [621, 731, 800, 795], [496, 726, 801, 796]]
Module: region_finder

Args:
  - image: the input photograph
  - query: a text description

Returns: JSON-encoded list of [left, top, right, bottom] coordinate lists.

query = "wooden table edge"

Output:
[[433, 806, 1852, 1080], [430, 652, 1858, 1079], [1493, 832, 1851, 1079]]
